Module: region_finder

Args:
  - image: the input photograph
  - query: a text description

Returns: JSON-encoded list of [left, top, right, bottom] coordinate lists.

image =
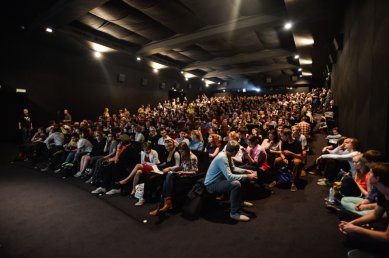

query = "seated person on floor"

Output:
[[325, 127, 342, 147], [292, 125, 308, 169], [316, 138, 360, 186], [274, 128, 303, 192], [149, 142, 198, 216], [204, 140, 257, 222], [339, 162, 389, 256], [339, 150, 385, 217]]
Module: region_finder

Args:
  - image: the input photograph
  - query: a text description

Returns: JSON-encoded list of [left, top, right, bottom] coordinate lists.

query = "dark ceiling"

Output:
[[3, 0, 348, 85]]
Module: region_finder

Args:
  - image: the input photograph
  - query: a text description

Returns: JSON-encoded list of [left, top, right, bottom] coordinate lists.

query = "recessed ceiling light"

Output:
[[136, 57, 141, 61], [201, 78, 205, 81], [94, 52, 102, 58], [153, 68, 159, 74], [298, 68, 302, 71], [180, 71, 184, 74], [284, 22, 293, 30], [294, 55, 300, 59], [45, 27, 53, 33]]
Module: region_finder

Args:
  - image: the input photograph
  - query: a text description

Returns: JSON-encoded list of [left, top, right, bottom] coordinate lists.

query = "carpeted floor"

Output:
[[0, 132, 348, 258]]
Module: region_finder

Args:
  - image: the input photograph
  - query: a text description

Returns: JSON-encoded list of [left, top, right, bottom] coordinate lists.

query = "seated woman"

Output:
[[149, 142, 198, 216], [261, 129, 281, 167], [117, 142, 159, 198], [240, 135, 268, 179], [204, 133, 221, 159], [189, 130, 204, 151]]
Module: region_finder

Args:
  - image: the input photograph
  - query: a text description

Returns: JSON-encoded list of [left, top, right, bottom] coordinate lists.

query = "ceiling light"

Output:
[[88, 42, 115, 53], [242, 88, 246, 92], [302, 72, 312, 76], [298, 68, 302, 71], [136, 57, 141, 61], [294, 55, 299, 59], [185, 78, 188, 81], [180, 71, 184, 74], [94, 52, 102, 58], [217, 82, 221, 85], [295, 36, 315, 46], [201, 78, 205, 81], [284, 22, 293, 30], [223, 90, 226, 92], [45, 27, 53, 33], [153, 68, 159, 74], [256, 88, 260, 92], [300, 58, 313, 65]]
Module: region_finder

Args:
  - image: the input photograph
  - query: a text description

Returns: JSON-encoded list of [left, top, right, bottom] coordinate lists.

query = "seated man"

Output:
[[339, 162, 389, 257], [204, 140, 257, 222], [274, 128, 303, 192]]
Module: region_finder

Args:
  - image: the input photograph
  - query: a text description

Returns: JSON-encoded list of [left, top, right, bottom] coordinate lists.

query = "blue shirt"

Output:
[[204, 152, 248, 186]]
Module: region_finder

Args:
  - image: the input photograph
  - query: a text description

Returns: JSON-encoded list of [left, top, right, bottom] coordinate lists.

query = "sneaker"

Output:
[[317, 178, 326, 182], [40, 167, 49, 172], [73, 171, 82, 178], [290, 183, 298, 192], [54, 168, 62, 173], [85, 178, 93, 184], [230, 213, 250, 222], [242, 201, 254, 207], [105, 188, 121, 195], [91, 187, 106, 194], [347, 249, 377, 258], [317, 180, 327, 186], [268, 181, 277, 188], [134, 198, 145, 206]]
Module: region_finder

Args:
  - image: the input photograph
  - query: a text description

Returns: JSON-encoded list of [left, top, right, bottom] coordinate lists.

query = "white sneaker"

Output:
[[40, 167, 49, 172], [242, 201, 254, 207], [317, 181, 327, 186], [105, 188, 121, 195], [290, 183, 298, 192], [73, 171, 82, 178], [91, 187, 106, 194], [230, 213, 250, 222], [317, 178, 326, 182], [134, 198, 145, 206]]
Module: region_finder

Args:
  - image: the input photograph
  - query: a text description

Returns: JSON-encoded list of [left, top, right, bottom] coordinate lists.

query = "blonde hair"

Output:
[[191, 130, 203, 142]]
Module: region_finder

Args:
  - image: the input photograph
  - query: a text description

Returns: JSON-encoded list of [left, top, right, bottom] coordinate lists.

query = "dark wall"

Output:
[[0, 31, 202, 128], [332, 0, 389, 157]]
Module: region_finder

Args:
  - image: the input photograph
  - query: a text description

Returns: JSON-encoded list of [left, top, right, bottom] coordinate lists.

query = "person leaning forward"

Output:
[[204, 140, 257, 222]]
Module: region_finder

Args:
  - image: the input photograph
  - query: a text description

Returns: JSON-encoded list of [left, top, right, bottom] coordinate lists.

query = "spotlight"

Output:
[[201, 78, 205, 81], [180, 71, 184, 74], [136, 57, 141, 61], [284, 22, 292, 30], [185, 78, 188, 81], [298, 68, 302, 71], [294, 55, 299, 59], [45, 27, 53, 33], [299, 75, 303, 78], [153, 68, 159, 74], [94, 52, 102, 58]]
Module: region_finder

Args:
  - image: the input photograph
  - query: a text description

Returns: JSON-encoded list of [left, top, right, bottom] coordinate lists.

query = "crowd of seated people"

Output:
[[12, 89, 343, 206], [15, 87, 388, 255]]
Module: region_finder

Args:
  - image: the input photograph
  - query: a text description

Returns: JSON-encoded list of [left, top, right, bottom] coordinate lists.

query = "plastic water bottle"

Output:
[[328, 187, 335, 203]]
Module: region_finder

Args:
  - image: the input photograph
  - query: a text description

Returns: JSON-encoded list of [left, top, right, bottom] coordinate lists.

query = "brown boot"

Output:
[[159, 197, 173, 212], [149, 207, 159, 216]]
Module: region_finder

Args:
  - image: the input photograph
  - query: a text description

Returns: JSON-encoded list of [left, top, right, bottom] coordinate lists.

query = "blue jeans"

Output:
[[205, 180, 243, 215]]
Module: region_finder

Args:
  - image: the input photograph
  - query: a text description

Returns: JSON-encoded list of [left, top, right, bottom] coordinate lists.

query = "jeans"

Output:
[[205, 179, 243, 215]]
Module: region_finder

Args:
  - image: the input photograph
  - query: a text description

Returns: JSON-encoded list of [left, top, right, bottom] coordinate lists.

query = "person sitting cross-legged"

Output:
[[204, 140, 258, 222]]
